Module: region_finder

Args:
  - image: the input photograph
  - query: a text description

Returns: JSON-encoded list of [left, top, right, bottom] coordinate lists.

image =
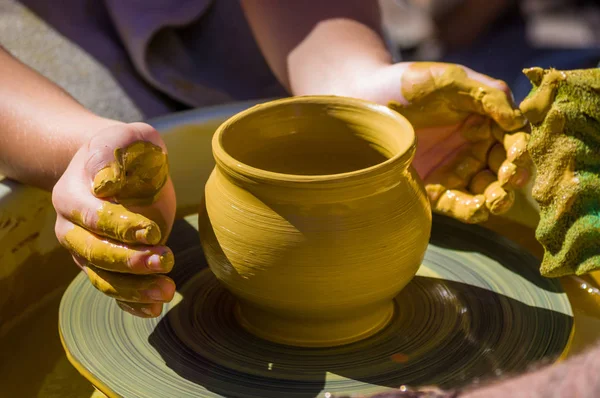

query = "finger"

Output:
[[486, 143, 530, 189], [460, 115, 494, 142], [501, 131, 532, 189], [484, 181, 515, 215], [411, 125, 468, 179], [469, 170, 515, 215], [451, 152, 486, 183], [117, 301, 164, 318], [53, 182, 162, 245], [469, 169, 497, 194], [424, 145, 487, 193], [83, 263, 175, 303], [497, 159, 531, 189], [503, 131, 531, 166], [84, 123, 168, 202], [57, 218, 174, 274], [467, 69, 515, 100], [464, 69, 527, 131], [470, 137, 496, 163], [426, 184, 489, 224], [487, 144, 506, 174]]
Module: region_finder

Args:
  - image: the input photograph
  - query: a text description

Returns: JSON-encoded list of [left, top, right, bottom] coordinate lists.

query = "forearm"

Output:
[[0, 46, 122, 190], [240, 0, 398, 100]]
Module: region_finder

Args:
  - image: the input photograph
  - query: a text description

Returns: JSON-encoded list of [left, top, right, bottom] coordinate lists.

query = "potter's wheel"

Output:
[[59, 214, 573, 398]]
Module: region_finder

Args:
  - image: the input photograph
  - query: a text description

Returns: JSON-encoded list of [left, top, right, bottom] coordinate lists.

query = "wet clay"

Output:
[[425, 184, 488, 223], [92, 141, 169, 205], [199, 96, 432, 347], [469, 170, 515, 214], [386, 63, 530, 224], [84, 265, 173, 303], [62, 225, 173, 274], [390, 62, 526, 131], [70, 203, 162, 245], [520, 67, 600, 277]]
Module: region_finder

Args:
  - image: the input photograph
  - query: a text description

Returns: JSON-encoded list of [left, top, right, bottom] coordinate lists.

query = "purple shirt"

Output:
[[19, 0, 286, 118]]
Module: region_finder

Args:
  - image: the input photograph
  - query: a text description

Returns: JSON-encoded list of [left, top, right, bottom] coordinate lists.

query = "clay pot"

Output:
[[198, 96, 432, 347]]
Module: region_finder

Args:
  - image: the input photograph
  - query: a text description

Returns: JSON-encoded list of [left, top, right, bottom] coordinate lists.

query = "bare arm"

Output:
[[0, 46, 121, 190], [461, 343, 600, 398], [240, 0, 399, 100], [359, 342, 600, 397]]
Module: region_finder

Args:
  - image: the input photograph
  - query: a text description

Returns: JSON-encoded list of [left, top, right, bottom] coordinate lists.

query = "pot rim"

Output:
[[212, 95, 417, 184]]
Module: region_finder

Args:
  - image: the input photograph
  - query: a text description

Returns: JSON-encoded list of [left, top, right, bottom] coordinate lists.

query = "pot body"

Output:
[[199, 96, 432, 347]]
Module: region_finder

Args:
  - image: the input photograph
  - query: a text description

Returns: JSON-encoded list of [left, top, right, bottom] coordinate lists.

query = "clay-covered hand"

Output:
[[52, 123, 176, 317], [381, 62, 531, 223]]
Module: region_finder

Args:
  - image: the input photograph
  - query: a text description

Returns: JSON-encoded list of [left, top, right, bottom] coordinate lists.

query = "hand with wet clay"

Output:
[[52, 123, 177, 318], [379, 62, 532, 223]]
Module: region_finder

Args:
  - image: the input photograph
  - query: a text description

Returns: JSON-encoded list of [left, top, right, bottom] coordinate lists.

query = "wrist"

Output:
[[53, 113, 124, 189], [351, 62, 410, 105], [74, 113, 125, 149]]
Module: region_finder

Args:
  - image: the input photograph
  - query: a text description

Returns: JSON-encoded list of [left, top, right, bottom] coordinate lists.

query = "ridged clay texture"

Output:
[[198, 96, 432, 347], [521, 67, 600, 277]]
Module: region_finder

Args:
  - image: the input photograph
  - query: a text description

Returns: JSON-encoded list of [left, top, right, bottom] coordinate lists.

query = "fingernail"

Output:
[[144, 287, 164, 301], [118, 301, 135, 313], [135, 225, 161, 245], [141, 306, 155, 316], [118, 301, 147, 316], [146, 250, 175, 272], [157, 278, 175, 301], [160, 251, 175, 272], [146, 254, 164, 271], [513, 168, 531, 188]]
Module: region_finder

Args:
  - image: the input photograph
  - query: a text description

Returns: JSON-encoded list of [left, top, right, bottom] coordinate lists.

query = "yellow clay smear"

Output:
[[391, 62, 526, 130], [84, 265, 173, 303], [70, 203, 161, 245], [92, 141, 169, 205], [62, 224, 172, 274], [427, 184, 488, 224], [469, 170, 514, 215], [520, 67, 566, 124]]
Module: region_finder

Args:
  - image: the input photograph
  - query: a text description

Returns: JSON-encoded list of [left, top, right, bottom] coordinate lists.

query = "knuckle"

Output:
[[79, 206, 96, 229], [496, 80, 510, 94], [126, 250, 144, 273], [51, 182, 62, 209], [121, 123, 147, 141], [51, 177, 72, 211], [83, 145, 108, 175], [54, 218, 65, 244], [128, 123, 164, 148]]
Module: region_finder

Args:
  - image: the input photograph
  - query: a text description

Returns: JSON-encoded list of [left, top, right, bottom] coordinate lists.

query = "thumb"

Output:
[[465, 69, 527, 131], [84, 123, 169, 202]]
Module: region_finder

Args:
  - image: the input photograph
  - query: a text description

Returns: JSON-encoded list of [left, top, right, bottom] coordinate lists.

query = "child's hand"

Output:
[[52, 123, 176, 317], [377, 62, 531, 223]]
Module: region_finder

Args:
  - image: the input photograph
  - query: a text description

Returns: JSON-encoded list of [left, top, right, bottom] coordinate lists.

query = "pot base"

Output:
[[234, 300, 395, 347]]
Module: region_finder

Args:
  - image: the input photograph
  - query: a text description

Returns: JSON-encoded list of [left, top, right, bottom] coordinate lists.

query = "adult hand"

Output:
[[360, 62, 531, 223], [52, 123, 176, 317]]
